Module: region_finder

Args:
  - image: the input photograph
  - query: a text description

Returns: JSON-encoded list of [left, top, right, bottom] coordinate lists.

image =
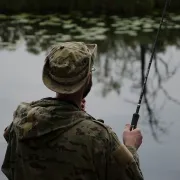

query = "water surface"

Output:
[[0, 14, 180, 180]]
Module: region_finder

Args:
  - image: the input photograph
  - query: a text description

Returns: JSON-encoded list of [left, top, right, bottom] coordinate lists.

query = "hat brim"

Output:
[[42, 43, 97, 94]]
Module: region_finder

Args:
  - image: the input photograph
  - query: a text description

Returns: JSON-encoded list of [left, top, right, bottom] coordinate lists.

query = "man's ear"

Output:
[[87, 73, 92, 82]]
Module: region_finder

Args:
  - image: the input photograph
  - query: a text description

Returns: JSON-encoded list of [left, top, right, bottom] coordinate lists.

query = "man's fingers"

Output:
[[125, 124, 131, 130], [82, 99, 86, 103]]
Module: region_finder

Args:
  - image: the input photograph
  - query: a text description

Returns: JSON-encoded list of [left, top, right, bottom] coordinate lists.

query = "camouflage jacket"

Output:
[[1, 98, 144, 180]]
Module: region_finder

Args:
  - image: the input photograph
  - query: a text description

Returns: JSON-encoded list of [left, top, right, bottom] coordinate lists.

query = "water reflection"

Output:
[[139, 45, 180, 140], [1, 13, 180, 140]]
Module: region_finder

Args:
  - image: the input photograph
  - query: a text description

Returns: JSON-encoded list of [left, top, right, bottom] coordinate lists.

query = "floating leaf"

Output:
[[89, 27, 109, 34], [142, 29, 154, 33], [81, 18, 88, 22], [35, 30, 48, 35], [132, 20, 142, 26], [13, 13, 30, 19], [111, 23, 120, 28], [143, 24, 152, 29], [94, 35, 107, 40], [126, 31, 138, 36], [87, 18, 99, 24], [110, 15, 119, 20], [114, 30, 126, 35], [116, 26, 130, 31], [0, 42, 11, 46], [174, 25, 180, 29], [57, 35, 72, 41], [39, 21, 61, 26], [131, 26, 141, 31], [24, 26, 33, 30], [97, 22, 106, 27], [63, 24, 76, 29], [7, 45, 16, 51], [171, 15, 180, 21], [73, 35, 85, 40], [63, 20, 73, 24], [26, 35, 35, 39], [7, 27, 16, 31], [16, 19, 30, 24], [49, 17, 61, 22], [0, 14, 7, 20], [42, 35, 51, 39]]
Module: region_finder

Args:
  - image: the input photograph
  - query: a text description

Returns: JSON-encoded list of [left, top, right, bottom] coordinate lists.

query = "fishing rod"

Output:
[[130, 0, 171, 131]]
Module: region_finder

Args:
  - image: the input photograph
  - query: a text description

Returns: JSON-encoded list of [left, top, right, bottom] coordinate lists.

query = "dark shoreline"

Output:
[[0, 0, 180, 16]]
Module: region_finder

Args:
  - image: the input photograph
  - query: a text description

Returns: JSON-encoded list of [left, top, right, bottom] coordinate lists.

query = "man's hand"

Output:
[[81, 99, 86, 111], [123, 124, 143, 150]]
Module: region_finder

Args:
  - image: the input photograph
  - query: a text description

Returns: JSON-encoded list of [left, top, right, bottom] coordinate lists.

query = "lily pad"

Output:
[[125, 31, 138, 36], [87, 18, 99, 24], [174, 25, 180, 29], [110, 15, 119, 20], [35, 30, 48, 35], [73, 35, 86, 40], [42, 35, 51, 39], [89, 27, 109, 34], [84, 36, 95, 41], [24, 26, 33, 30], [49, 17, 61, 22], [16, 19, 30, 24], [153, 23, 160, 29], [0, 42, 11, 46], [39, 21, 61, 26], [63, 20, 73, 24], [25, 35, 35, 39], [94, 35, 107, 40], [111, 23, 120, 28], [114, 30, 126, 35], [0, 14, 8, 20], [7, 45, 17, 51], [142, 29, 154, 33], [57, 35, 72, 41], [132, 20, 142, 26], [7, 27, 16, 31], [171, 15, 180, 21], [143, 24, 153, 29], [97, 22, 106, 27], [13, 13, 31, 19], [81, 18, 88, 22], [131, 26, 141, 31], [63, 24, 76, 29], [116, 26, 130, 31]]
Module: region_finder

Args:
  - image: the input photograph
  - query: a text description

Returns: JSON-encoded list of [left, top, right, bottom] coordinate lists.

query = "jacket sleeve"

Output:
[[106, 130, 144, 180], [3, 123, 13, 142], [1, 123, 16, 180]]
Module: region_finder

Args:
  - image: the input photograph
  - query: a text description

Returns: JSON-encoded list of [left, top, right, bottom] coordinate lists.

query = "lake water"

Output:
[[0, 13, 180, 180]]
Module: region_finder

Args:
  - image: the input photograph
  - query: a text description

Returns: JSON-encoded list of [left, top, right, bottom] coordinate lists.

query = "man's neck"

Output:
[[55, 93, 82, 109]]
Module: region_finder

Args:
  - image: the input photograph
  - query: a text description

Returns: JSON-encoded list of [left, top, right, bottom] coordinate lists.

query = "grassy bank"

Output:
[[0, 0, 179, 15]]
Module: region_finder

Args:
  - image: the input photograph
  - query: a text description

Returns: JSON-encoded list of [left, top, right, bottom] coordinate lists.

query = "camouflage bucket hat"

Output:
[[42, 42, 97, 94]]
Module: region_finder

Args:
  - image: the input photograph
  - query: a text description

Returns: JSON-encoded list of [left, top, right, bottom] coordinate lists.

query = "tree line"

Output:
[[0, 0, 180, 15]]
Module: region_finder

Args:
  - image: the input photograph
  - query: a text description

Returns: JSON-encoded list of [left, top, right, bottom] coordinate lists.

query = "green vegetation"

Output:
[[0, 0, 179, 15], [0, 13, 180, 53]]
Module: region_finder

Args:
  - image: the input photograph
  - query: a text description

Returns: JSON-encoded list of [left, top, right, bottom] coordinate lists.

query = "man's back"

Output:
[[2, 98, 143, 180], [2, 42, 144, 180]]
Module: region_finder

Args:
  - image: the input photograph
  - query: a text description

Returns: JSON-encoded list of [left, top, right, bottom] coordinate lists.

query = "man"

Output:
[[2, 42, 144, 180]]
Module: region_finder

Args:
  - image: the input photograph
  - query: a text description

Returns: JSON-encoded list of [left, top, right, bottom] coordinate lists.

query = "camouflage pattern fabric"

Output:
[[42, 42, 97, 94], [2, 98, 144, 180]]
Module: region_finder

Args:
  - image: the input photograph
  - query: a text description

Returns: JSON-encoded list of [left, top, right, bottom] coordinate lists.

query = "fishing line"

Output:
[[130, 0, 171, 131]]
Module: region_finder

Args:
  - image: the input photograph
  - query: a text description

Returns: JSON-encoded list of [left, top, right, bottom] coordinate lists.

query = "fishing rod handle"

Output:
[[130, 113, 140, 131]]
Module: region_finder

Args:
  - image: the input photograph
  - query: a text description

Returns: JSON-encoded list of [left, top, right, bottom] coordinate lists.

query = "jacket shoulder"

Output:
[[75, 117, 114, 141], [13, 102, 32, 119]]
